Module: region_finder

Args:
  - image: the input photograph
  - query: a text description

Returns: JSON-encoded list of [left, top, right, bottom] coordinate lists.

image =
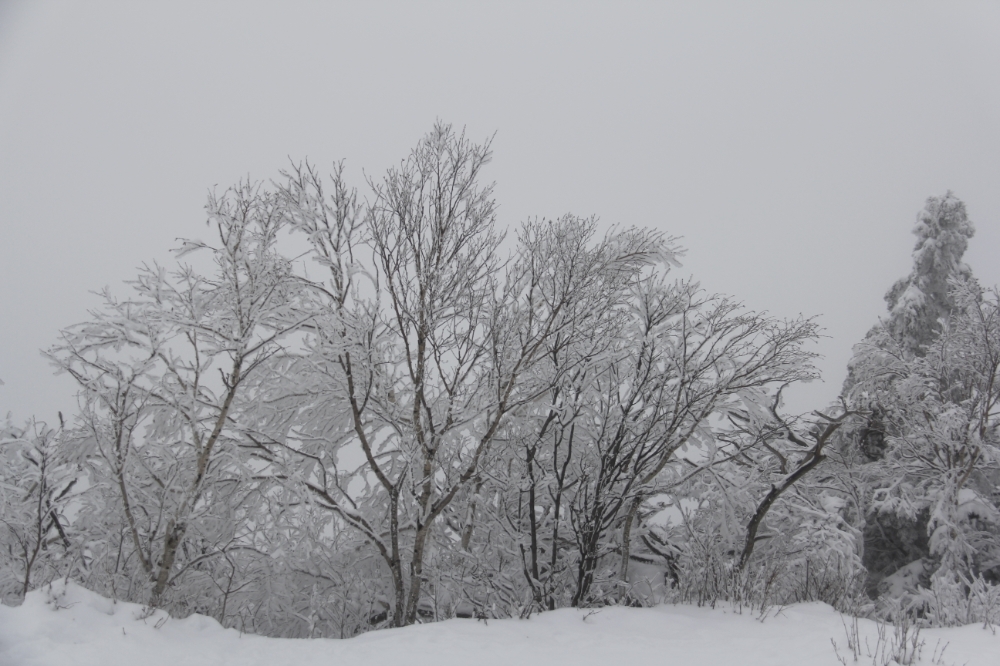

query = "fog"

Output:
[[2, 1, 999, 420]]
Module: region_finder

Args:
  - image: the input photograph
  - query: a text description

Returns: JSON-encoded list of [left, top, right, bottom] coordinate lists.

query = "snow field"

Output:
[[1, 581, 998, 666]]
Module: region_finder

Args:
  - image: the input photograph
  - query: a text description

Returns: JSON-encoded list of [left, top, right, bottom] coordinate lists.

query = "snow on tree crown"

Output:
[[884, 192, 975, 355]]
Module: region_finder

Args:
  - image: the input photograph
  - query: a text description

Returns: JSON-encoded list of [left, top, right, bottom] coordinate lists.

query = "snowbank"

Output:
[[1, 581, 997, 666]]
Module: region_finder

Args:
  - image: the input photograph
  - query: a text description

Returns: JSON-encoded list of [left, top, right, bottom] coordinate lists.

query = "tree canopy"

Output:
[[3, 128, 999, 633]]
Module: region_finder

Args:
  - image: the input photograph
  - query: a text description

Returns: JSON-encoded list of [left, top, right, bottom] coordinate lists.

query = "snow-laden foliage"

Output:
[[883, 192, 975, 356], [22, 126, 1000, 638], [840, 194, 1000, 624], [659, 395, 866, 610], [850, 285, 1000, 588], [4, 125, 826, 635], [0, 418, 78, 603], [45, 183, 307, 610], [225, 125, 820, 630]]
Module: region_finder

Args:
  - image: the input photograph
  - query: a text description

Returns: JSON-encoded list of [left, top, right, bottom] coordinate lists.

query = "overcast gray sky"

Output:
[[2, 1, 999, 421]]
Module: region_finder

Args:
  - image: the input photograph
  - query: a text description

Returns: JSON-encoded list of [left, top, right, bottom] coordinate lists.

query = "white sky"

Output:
[[2, 1, 999, 421]]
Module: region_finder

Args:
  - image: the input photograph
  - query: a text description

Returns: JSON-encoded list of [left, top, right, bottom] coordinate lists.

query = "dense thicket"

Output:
[[4, 128, 999, 633]]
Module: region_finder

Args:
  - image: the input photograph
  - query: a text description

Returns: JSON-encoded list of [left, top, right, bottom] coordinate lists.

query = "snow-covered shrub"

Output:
[[0, 419, 79, 604], [667, 485, 865, 611], [659, 401, 868, 612]]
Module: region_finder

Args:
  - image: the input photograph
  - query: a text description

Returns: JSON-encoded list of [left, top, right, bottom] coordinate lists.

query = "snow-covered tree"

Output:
[[842, 194, 1000, 618], [47, 183, 305, 609], [264, 126, 680, 626], [850, 283, 1000, 588], [844, 192, 975, 409], [883, 192, 975, 356], [6, 123, 856, 635], [489, 280, 822, 612]]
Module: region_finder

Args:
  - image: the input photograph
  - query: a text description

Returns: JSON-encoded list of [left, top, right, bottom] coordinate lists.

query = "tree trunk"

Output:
[[619, 495, 643, 583], [150, 520, 186, 606], [404, 525, 430, 624]]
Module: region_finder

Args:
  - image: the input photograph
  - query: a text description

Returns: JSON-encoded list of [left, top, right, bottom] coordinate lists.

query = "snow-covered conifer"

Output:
[[884, 192, 975, 356]]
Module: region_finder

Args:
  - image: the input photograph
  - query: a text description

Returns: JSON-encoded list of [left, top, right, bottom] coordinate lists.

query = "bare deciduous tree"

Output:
[[271, 124, 676, 625], [48, 184, 305, 607]]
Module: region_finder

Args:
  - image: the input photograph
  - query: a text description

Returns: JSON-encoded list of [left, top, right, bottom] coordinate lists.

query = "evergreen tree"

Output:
[[883, 192, 975, 356], [844, 192, 976, 460], [840, 193, 1000, 613]]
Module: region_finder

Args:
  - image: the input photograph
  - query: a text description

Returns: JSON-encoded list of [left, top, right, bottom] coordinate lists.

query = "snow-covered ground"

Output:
[[1, 581, 997, 666]]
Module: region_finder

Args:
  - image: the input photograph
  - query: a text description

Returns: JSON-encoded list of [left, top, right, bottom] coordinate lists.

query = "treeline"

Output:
[[2, 125, 999, 634]]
